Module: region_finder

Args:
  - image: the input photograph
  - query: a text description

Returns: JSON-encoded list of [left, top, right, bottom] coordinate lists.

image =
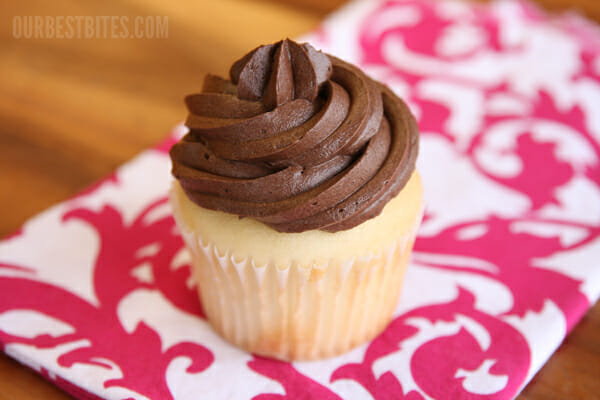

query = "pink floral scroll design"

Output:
[[358, 0, 516, 89], [362, 0, 505, 64], [249, 356, 343, 400], [0, 192, 213, 400], [332, 289, 530, 400], [38, 367, 107, 400]]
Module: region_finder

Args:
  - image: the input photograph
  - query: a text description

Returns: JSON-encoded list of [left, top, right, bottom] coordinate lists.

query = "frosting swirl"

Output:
[[170, 39, 419, 233]]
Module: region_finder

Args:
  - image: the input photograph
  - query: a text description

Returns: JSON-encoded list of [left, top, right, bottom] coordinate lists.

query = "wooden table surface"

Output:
[[0, 0, 599, 399]]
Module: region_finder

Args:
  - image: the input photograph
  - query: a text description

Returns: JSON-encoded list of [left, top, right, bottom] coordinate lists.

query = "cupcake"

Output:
[[169, 39, 422, 360]]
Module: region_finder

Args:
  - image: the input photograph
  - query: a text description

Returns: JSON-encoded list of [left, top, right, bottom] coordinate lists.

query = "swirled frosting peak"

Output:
[[230, 39, 332, 109], [170, 39, 419, 233]]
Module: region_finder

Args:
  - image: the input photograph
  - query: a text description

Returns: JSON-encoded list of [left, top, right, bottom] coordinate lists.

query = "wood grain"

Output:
[[0, 1, 599, 399]]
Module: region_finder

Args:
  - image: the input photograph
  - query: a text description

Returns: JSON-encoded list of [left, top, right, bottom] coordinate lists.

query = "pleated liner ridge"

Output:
[[176, 213, 421, 361]]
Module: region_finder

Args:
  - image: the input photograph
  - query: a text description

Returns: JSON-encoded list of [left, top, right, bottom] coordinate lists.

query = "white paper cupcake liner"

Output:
[[178, 218, 421, 361]]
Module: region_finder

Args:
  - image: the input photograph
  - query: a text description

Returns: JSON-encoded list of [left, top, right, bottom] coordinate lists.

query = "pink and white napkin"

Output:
[[1, 0, 600, 398]]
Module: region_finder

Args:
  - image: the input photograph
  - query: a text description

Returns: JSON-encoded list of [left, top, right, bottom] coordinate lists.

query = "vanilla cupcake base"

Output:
[[170, 172, 423, 360]]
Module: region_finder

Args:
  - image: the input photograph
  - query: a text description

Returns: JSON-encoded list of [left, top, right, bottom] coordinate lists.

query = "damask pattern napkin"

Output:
[[1, 0, 600, 399]]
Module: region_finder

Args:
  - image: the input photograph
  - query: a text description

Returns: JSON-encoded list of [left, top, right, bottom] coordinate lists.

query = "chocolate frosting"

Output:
[[170, 39, 419, 233]]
